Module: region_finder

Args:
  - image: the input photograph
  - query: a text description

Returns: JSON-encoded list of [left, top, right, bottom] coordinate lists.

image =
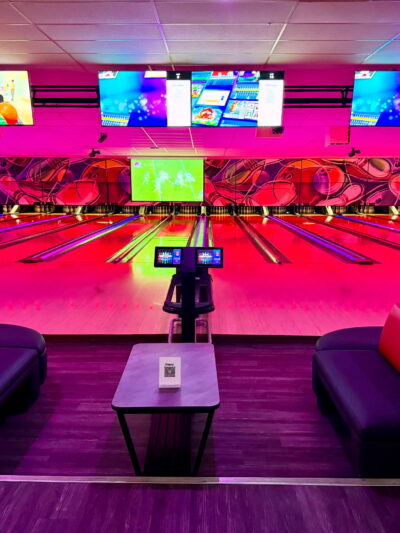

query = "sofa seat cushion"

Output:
[[314, 348, 400, 439], [0, 324, 46, 353], [0, 347, 37, 400], [316, 327, 382, 352]]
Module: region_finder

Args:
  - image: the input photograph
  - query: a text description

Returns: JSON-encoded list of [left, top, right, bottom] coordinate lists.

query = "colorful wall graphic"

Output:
[[0, 157, 399, 206]]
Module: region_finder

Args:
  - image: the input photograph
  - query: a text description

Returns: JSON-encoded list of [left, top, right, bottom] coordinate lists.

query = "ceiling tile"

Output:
[[171, 52, 268, 64], [13, 2, 158, 24], [274, 40, 379, 54], [0, 40, 62, 53], [0, 53, 76, 65], [290, 1, 400, 23], [39, 24, 162, 40], [70, 53, 170, 64], [156, 2, 295, 24], [167, 41, 274, 54], [282, 23, 400, 41], [162, 23, 283, 41], [0, 24, 49, 40], [0, 4, 28, 23], [58, 40, 166, 54], [268, 53, 368, 64]]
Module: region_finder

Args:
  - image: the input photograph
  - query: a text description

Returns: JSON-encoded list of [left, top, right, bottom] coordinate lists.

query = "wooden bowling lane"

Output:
[[0, 215, 126, 262], [326, 215, 400, 245], [281, 215, 400, 263], [211, 214, 272, 264], [242, 215, 345, 264], [132, 215, 197, 263], [0, 214, 94, 248], [333, 214, 400, 236], [0, 213, 63, 232], [52, 215, 164, 262], [0, 212, 34, 224]]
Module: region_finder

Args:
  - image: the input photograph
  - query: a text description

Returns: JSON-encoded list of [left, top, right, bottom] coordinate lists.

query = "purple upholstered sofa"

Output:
[[313, 324, 400, 478], [0, 324, 47, 415]]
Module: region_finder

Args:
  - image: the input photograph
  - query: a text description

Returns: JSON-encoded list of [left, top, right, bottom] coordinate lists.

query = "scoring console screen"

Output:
[[196, 247, 223, 267], [154, 247, 182, 267]]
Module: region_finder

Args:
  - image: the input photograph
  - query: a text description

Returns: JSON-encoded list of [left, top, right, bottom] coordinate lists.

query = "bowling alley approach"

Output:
[[1, 2, 400, 533]]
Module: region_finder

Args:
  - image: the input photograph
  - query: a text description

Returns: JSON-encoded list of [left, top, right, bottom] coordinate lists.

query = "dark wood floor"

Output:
[[0, 482, 399, 533], [0, 339, 355, 477]]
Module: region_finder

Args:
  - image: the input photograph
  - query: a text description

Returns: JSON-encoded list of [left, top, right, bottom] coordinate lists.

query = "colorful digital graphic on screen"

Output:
[[196, 247, 223, 267], [130, 159, 204, 202], [98, 71, 191, 127], [99, 71, 167, 127], [191, 71, 284, 127], [0, 71, 33, 126], [351, 71, 400, 126], [155, 247, 182, 267]]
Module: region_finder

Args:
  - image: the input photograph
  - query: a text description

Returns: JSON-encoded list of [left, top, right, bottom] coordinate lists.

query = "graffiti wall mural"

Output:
[[0, 156, 399, 206]]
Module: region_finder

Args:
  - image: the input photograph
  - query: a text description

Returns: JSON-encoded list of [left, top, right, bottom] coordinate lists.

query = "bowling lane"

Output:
[[212, 215, 267, 264], [242, 215, 343, 263], [281, 215, 400, 263], [0, 213, 34, 225], [133, 215, 196, 263], [0, 213, 60, 231], [53, 215, 163, 262], [326, 215, 400, 246], [338, 214, 400, 233], [1, 215, 126, 262], [0, 214, 85, 246]]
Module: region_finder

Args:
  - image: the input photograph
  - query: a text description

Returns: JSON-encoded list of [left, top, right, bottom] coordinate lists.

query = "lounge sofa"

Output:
[[0, 324, 47, 415], [313, 304, 400, 478]]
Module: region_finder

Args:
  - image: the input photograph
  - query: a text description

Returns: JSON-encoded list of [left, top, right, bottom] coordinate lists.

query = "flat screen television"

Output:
[[191, 70, 284, 127], [0, 71, 33, 126], [98, 70, 191, 127], [130, 159, 204, 202], [351, 71, 400, 126]]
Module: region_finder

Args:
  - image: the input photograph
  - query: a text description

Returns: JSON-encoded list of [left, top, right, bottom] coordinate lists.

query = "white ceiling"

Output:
[[0, 1, 399, 69]]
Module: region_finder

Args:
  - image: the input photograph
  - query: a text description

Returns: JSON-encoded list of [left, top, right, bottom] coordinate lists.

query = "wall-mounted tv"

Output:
[[191, 70, 284, 127], [98, 71, 191, 127], [99, 70, 284, 128], [351, 71, 400, 126], [130, 159, 204, 202], [0, 71, 33, 126]]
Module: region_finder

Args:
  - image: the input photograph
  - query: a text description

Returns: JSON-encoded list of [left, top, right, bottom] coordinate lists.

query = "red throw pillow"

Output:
[[379, 303, 400, 372]]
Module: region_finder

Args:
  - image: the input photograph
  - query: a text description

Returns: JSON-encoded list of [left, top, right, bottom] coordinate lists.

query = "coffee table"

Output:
[[112, 343, 220, 476]]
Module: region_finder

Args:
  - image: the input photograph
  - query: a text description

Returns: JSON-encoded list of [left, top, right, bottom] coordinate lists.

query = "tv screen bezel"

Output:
[[130, 158, 205, 203], [0, 70, 34, 127]]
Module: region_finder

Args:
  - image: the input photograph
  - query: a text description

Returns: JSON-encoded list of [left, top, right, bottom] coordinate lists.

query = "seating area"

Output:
[[0, 324, 47, 417], [313, 304, 400, 477]]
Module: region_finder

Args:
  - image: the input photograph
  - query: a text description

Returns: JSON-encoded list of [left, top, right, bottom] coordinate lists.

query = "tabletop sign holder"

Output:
[[159, 356, 181, 389]]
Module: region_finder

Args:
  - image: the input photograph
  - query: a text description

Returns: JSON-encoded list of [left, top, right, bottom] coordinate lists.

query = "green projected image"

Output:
[[130, 159, 204, 202]]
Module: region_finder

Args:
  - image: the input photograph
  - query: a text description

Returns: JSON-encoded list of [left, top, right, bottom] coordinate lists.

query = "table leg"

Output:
[[192, 410, 215, 476], [117, 411, 142, 475]]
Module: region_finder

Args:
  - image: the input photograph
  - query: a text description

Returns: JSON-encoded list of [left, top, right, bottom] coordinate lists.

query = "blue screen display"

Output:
[[155, 247, 182, 267], [99, 71, 167, 127], [196, 248, 223, 267], [351, 71, 400, 126]]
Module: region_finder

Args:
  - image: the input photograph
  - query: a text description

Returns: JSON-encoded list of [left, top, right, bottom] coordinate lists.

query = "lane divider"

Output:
[[235, 215, 291, 264], [337, 214, 400, 233], [269, 215, 376, 264], [0, 215, 108, 250], [106, 215, 173, 263], [300, 214, 400, 251], [21, 216, 140, 263], [0, 214, 73, 233]]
